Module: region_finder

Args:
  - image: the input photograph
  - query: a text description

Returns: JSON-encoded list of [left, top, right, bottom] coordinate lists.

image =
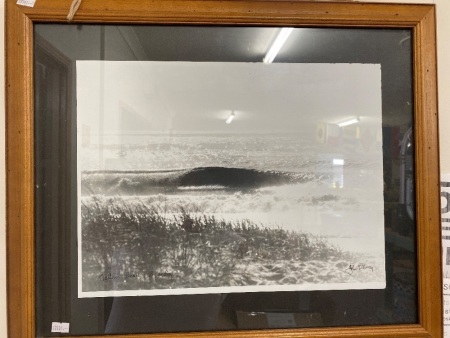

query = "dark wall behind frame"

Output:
[[7, 2, 440, 336], [34, 24, 416, 336]]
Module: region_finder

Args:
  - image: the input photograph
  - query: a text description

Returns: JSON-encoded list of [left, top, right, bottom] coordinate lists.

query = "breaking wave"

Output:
[[81, 166, 332, 195]]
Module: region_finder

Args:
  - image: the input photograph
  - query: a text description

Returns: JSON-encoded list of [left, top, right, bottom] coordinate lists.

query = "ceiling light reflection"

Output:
[[226, 111, 235, 124], [337, 117, 360, 127], [263, 27, 294, 64]]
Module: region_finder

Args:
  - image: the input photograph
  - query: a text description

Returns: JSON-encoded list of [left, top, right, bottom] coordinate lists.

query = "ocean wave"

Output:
[[81, 166, 331, 195]]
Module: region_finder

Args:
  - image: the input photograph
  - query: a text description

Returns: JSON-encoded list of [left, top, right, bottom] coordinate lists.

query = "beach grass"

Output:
[[81, 195, 356, 291]]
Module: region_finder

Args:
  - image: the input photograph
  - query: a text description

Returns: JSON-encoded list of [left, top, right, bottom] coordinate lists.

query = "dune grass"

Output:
[[81, 195, 353, 291]]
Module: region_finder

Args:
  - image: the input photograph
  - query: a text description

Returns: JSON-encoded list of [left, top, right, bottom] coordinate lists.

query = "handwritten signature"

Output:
[[344, 263, 374, 275], [98, 270, 178, 282], [99, 272, 140, 281], [124, 272, 139, 279], [98, 273, 117, 281]]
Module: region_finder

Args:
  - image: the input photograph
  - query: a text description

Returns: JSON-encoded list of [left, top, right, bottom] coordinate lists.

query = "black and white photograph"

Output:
[[77, 61, 386, 297]]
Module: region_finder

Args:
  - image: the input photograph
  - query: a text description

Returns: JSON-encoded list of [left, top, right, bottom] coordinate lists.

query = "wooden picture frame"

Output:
[[6, 0, 441, 337]]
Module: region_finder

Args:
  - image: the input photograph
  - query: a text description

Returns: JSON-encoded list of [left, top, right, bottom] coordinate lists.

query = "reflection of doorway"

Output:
[[34, 33, 73, 334], [116, 101, 153, 168]]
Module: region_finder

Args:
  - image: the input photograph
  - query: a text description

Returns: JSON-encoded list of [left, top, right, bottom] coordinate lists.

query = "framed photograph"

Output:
[[6, 0, 442, 337], [77, 61, 385, 298]]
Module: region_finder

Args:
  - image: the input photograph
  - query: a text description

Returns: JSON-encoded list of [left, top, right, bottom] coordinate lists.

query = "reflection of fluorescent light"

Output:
[[333, 158, 345, 166], [263, 28, 294, 64], [226, 111, 235, 124], [337, 117, 360, 127]]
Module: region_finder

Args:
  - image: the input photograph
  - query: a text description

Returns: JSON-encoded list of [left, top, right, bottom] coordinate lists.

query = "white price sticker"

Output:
[[444, 279, 450, 325], [16, 0, 36, 7], [51, 322, 70, 333]]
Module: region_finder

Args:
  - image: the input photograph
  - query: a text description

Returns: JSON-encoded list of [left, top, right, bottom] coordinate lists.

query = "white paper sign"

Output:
[[16, 0, 36, 7], [444, 279, 450, 337], [442, 175, 450, 278], [442, 174, 450, 336]]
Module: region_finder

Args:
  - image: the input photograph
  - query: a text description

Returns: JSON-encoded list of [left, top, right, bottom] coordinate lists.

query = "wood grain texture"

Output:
[[6, 0, 441, 337], [412, 6, 442, 338], [50, 325, 431, 338], [6, 1, 35, 338], [19, 0, 433, 26]]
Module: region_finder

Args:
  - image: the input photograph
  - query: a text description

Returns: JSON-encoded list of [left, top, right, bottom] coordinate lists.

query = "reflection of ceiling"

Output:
[[35, 24, 413, 128], [131, 26, 412, 127], [77, 61, 382, 133]]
